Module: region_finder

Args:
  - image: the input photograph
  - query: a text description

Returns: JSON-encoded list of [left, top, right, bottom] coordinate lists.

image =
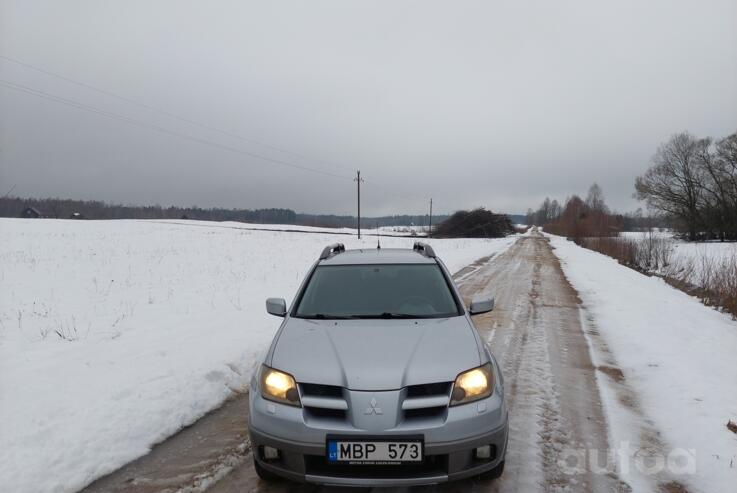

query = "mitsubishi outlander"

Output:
[[248, 242, 508, 486]]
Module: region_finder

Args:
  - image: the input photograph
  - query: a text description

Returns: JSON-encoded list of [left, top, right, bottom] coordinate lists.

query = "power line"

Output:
[[0, 54, 432, 204], [1, 79, 435, 215], [0, 78, 354, 182], [2, 184, 17, 199], [363, 178, 428, 203], [0, 54, 349, 176]]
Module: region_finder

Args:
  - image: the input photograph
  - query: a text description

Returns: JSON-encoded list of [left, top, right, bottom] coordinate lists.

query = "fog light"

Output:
[[475, 445, 492, 459], [263, 446, 279, 460]]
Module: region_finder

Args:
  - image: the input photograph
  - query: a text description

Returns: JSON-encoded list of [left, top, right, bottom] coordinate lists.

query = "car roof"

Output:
[[319, 248, 437, 265]]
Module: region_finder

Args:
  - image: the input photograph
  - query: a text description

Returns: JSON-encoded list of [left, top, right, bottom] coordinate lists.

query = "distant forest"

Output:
[[1, 196, 453, 229]]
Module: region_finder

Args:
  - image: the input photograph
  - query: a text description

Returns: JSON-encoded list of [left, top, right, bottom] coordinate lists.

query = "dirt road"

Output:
[[82, 232, 626, 493]]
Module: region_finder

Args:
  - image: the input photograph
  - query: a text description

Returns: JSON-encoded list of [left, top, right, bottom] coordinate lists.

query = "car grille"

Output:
[[401, 382, 452, 423], [299, 382, 452, 426], [301, 383, 344, 398], [300, 383, 349, 424], [406, 382, 451, 398]]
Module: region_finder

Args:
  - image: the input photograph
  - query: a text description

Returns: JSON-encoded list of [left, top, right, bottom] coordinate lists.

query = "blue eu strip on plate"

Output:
[[327, 441, 338, 462]]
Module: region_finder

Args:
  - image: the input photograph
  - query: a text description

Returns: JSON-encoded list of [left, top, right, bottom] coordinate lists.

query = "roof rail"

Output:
[[413, 241, 436, 258], [319, 243, 345, 260]]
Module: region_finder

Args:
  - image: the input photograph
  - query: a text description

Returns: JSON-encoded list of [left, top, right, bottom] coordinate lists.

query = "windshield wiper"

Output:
[[299, 313, 355, 319], [302, 312, 451, 320], [350, 312, 430, 319], [380, 312, 421, 319]]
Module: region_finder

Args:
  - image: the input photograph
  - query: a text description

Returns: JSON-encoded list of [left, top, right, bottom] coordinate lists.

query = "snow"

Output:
[[155, 218, 418, 236], [619, 231, 737, 285], [548, 235, 737, 493], [0, 218, 518, 493], [670, 241, 737, 264], [670, 241, 737, 284], [619, 229, 673, 240]]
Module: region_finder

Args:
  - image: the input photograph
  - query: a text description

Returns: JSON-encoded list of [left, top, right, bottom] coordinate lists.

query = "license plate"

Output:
[[327, 439, 423, 464]]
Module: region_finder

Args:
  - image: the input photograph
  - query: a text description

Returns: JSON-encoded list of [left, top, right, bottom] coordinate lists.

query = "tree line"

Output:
[[635, 131, 737, 241], [0, 196, 446, 229], [1, 196, 298, 223], [526, 183, 667, 237], [526, 129, 737, 241], [528, 183, 626, 239]]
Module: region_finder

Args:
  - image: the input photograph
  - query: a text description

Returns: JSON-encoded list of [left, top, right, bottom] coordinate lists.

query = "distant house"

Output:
[[21, 207, 42, 219], [70, 212, 85, 220]]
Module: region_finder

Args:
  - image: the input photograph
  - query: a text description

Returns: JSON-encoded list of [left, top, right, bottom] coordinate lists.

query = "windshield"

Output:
[[294, 263, 462, 319]]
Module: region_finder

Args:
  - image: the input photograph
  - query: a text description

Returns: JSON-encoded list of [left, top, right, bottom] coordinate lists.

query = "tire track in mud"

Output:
[[528, 254, 571, 491], [81, 394, 253, 493], [452, 232, 623, 493]]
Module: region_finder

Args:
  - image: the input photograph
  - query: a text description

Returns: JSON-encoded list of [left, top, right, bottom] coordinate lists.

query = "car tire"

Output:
[[253, 457, 279, 481], [478, 460, 505, 480]]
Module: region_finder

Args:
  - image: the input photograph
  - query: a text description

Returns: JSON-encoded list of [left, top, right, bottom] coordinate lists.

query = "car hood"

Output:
[[269, 317, 482, 390]]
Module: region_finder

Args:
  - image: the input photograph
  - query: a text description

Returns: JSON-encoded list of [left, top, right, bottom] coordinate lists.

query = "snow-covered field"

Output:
[[619, 229, 673, 240], [0, 218, 517, 493], [670, 241, 737, 283], [620, 231, 737, 285], [157, 219, 418, 236], [549, 235, 737, 493]]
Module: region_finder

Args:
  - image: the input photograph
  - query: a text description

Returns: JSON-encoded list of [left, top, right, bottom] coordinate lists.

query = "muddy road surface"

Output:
[[82, 232, 630, 493]]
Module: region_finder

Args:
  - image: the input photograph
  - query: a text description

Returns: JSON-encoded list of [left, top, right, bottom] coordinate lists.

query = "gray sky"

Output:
[[1, 0, 736, 216]]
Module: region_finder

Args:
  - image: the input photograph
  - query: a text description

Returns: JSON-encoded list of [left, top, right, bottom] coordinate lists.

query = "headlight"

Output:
[[259, 365, 301, 407], [450, 363, 494, 406]]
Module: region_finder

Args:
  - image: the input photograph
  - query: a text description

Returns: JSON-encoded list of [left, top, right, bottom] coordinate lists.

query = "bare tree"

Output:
[[711, 133, 737, 239], [550, 199, 562, 220], [635, 132, 706, 241], [696, 136, 731, 239], [525, 208, 535, 226], [533, 198, 548, 225], [585, 183, 608, 213]]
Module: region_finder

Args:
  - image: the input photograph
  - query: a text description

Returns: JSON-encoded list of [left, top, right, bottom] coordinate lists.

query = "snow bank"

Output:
[[0, 218, 517, 493], [549, 235, 737, 493]]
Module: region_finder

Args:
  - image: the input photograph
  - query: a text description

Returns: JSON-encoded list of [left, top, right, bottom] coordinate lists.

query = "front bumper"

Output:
[[248, 388, 508, 486]]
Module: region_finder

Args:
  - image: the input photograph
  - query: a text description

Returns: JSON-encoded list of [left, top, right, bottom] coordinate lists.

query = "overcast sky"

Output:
[[1, 0, 736, 216]]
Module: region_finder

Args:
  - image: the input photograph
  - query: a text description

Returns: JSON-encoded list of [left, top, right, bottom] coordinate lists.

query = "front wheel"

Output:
[[478, 460, 504, 480]]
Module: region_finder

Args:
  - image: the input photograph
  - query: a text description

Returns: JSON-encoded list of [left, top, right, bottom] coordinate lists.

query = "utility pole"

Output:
[[429, 198, 433, 237], [354, 170, 364, 239]]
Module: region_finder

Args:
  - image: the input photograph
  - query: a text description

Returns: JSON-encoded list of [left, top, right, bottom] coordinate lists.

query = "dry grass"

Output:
[[576, 234, 673, 273], [576, 234, 737, 319]]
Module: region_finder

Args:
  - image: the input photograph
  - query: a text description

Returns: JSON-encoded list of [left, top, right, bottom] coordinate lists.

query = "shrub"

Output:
[[433, 208, 514, 238], [578, 234, 673, 273]]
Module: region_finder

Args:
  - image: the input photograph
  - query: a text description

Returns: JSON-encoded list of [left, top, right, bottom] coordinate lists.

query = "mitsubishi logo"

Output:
[[364, 397, 383, 415]]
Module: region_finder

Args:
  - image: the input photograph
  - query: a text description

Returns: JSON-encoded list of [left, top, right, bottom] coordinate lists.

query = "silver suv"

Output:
[[248, 242, 508, 486]]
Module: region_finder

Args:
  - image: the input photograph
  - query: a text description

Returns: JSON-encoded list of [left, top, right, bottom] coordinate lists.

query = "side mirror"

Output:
[[469, 296, 494, 315], [266, 298, 287, 317]]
